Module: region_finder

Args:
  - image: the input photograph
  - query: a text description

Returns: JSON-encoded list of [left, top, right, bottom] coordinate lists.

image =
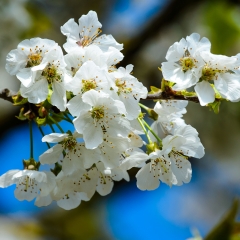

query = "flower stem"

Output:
[[29, 120, 34, 159], [142, 119, 162, 146], [139, 103, 149, 111], [49, 124, 55, 133], [137, 117, 151, 143], [64, 112, 73, 123], [51, 112, 72, 123], [48, 115, 65, 133], [38, 126, 51, 149]]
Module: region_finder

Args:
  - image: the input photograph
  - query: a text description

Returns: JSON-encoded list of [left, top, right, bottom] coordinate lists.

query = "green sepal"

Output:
[[149, 86, 161, 95], [162, 79, 175, 88], [36, 117, 47, 126], [66, 91, 74, 100], [138, 112, 146, 119], [42, 99, 52, 109], [12, 94, 28, 106], [179, 90, 197, 97], [66, 130, 73, 136], [148, 109, 158, 121], [23, 158, 40, 170], [51, 162, 62, 176], [146, 142, 160, 154], [211, 83, 222, 99], [208, 100, 221, 114], [16, 107, 28, 121]]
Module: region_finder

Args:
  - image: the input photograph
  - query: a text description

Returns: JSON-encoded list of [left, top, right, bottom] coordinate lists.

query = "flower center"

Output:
[[77, 36, 92, 47], [91, 106, 105, 120], [20, 176, 35, 192], [62, 136, 77, 151], [26, 52, 42, 68], [42, 63, 61, 84], [180, 57, 195, 72], [76, 28, 102, 47], [81, 79, 97, 93], [115, 79, 132, 95], [152, 157, 170, 173]]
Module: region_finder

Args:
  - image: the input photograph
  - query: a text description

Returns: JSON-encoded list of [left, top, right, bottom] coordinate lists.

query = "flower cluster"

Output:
[[0, 11, 208, 210], [161, 33, 240, 106]]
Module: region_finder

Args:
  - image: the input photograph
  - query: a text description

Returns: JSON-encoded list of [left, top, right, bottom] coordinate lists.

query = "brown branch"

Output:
[[144, 91, 200, 103], [0, 88, 16, 103]]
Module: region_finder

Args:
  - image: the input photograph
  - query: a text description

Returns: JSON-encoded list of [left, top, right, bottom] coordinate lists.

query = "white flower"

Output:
[[120, 147, 149, 171], [136, 150, 175, 190], [102, 46, 124, 71], [0, 169, 55, 201], [5, 38, 58, 87], [20, 46, 67, 110], [162, 124, 204, 159], [162, 124, 204, 185], [40, 132, 100, 175], [57, 192, 89, 210], [35, 170, 91, 210], [42, 167, 99, 210], [95, 162, 114, 196], [195, 52, 240, 105], [161, 33, 211, 90], [149, 100, 187, 139], [73, 89, 130, 149], [95, 159, 134, 196], [64, 45, 107, 83], [67, 60, 111, 117], [97, 134, 131, 169], [61, 10, 123, 53], [109, 64, 148, 120]]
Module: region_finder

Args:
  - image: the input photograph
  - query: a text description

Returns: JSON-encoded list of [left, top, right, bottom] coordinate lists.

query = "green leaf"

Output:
[[204, 199, 239, 240]]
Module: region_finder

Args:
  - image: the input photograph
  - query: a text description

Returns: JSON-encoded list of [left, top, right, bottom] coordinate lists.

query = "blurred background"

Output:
[[1, 0, 240, 239]]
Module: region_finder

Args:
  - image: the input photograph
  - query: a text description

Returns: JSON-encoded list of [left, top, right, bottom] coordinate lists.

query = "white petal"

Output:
[[136, 163, 160, 190], [62, 151, 80, 176], [72, 167, 98, 199], [39, 144, 63, 165], [5, 49, 27, 75], [61, 18, 80, 40], [93, 34, 123, 51], [20, 79, 48, 104], [194, 81, 215, 106], [96, 174, 114, 196], [51, 82, 66, 111], [35, 194, 52, 207], [57, 192, 86, 210], [16, 68, 34, 87], [0, 170, 20, 187], [42, 133, 68, 143], [83, 123, 103, 149], [67, 95, 88, 117]]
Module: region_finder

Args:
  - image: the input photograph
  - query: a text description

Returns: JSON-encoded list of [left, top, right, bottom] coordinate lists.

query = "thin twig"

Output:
[[0, 88, 16, 103], [145, 91, 199, 103]]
